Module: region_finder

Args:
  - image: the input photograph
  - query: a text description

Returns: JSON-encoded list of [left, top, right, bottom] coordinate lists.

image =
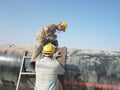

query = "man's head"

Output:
[[57, 21, 67, 32], [42, 43, 55, 56]]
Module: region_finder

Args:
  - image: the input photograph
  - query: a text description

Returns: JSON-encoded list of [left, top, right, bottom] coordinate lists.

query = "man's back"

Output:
[[35, 57, 65, 90]]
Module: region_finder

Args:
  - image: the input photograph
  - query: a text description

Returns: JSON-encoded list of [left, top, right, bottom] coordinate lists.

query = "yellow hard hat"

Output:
[[60, 21, 67, 31], [42, 43, 55, 55]]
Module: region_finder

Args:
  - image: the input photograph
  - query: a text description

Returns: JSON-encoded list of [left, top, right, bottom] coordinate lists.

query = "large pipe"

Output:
[[0, 47, 35, 90], [0, 46, 66, 90], [65, 49, 120, 90], [0, 46, 120, 90]]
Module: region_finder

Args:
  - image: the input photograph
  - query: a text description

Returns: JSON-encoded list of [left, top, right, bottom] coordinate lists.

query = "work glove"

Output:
[[51, 40, 58, 47], [55, 51, 62, 59]]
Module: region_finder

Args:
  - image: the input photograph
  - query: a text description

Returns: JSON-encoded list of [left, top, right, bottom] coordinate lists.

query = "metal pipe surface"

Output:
[[0, 48, 35, 90], [0, 47, 120, 90]]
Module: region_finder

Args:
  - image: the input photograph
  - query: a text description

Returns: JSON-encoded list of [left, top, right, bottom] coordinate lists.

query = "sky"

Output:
[[0, 0, 120, 51]]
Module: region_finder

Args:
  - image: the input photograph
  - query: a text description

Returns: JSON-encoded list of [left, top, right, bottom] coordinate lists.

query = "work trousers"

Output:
[[31, 43, 44, 62]]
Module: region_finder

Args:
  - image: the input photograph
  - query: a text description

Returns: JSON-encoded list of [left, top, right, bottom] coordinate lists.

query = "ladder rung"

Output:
[[24, 56, 31, 59], [21, 72, 36, 75]]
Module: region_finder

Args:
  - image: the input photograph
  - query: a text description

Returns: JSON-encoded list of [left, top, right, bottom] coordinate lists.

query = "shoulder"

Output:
[[47, 23, 57, 29], [41, 57, 51, 61], [52, 59, 61, 66], [41, 23, 56, 31]]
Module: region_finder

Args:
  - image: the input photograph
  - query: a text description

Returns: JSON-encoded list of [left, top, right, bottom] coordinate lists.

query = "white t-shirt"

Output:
[[35, 57, 65, 90]]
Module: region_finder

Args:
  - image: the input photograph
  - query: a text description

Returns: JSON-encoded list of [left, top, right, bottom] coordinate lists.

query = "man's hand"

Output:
[[51, 40, 58, 47], [55, 51, 62, 59]]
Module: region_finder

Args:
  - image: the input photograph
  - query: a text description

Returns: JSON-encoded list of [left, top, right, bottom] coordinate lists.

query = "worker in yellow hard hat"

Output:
[[35, 43, 65, 90], [26, 21, 67, 72], [42, 43, 55, 56], [59, 21, 67, 32]]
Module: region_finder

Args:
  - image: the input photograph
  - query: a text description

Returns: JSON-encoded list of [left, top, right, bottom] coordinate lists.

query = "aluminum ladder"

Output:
[[16, 51, 35, 90]]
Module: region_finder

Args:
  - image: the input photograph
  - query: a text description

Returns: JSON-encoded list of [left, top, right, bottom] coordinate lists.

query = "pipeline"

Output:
[[0, 47, 35, 90], [0, 46, 66, 90], [0, 46, 120, 90], [64, 49, 120, 90]]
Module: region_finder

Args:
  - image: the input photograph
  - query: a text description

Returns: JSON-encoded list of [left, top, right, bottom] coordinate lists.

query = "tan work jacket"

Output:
[[36, 24, 57, 45]]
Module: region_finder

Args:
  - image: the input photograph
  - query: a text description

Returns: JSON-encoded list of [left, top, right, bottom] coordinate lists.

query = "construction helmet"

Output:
[[42, 43, 55, 55], [60, 21, 67, 31]]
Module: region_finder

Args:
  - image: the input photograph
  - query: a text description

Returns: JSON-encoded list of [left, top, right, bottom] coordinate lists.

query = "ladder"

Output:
[[16, 51, 35, 90]]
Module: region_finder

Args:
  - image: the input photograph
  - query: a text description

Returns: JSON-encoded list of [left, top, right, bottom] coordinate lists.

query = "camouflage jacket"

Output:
[[36, 24, 57, 44]]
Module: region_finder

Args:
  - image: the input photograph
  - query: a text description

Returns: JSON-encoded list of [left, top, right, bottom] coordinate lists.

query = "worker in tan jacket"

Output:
[[27, 21, 67, 72]]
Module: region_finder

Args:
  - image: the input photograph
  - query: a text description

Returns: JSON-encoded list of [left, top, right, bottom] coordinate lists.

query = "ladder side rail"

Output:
[[16, 51, 27, 90]]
